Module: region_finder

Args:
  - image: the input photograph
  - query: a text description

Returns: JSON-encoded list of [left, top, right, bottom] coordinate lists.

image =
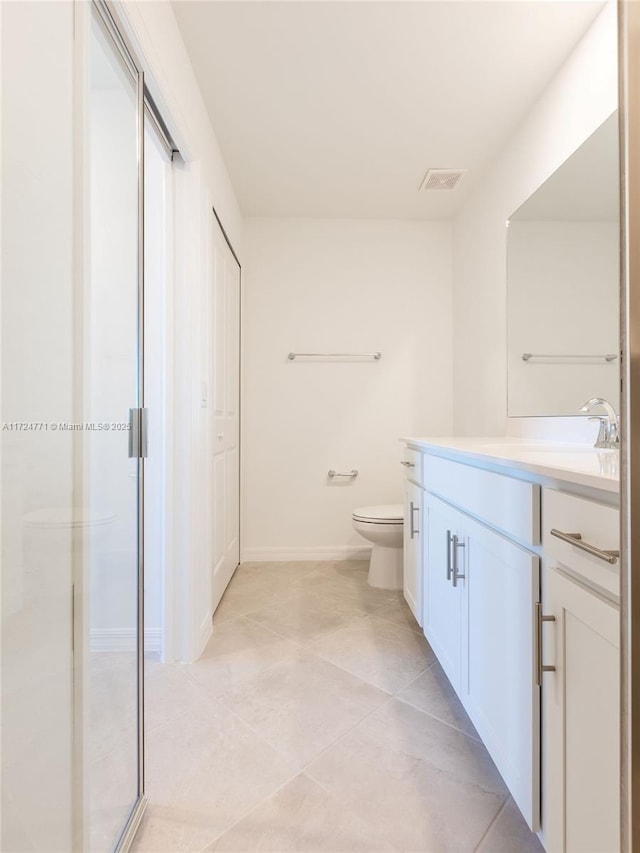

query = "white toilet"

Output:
[[352, 504, 404, 590]]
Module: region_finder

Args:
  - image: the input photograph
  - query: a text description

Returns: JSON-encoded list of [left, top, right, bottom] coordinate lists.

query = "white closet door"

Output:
[[211, 214, 240, 612]]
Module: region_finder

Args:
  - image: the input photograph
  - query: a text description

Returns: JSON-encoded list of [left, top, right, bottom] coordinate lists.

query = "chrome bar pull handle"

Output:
[[328, 469, 358, 479], [446, 530, 453, 580], [535, 602, 556, 686], [400, 460, 415, 468], [410, 502, 419, 539], [550, 528, 620, 564], [452, 535, 465, 587]]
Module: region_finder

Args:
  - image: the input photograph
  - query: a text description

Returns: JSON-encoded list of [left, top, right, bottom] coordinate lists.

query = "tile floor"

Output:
[[132, 561, 544, 853]]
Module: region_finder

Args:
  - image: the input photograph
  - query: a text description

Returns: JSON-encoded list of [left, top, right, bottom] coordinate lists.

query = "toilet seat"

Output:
[[352, 504, 403, 524], [352, 503, 404, 590]]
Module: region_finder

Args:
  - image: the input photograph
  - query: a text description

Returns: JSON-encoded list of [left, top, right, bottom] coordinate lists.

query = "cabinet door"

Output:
[[424, 493, 462, 691], [461, 515, 540, 830], [543, 566, 620, 853], [403, 480, 423, 625]]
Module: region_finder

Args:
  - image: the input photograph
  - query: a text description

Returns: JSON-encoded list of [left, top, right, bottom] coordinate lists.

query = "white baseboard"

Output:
[[90, 628, 162, 653], [240, 546, 372, 562]]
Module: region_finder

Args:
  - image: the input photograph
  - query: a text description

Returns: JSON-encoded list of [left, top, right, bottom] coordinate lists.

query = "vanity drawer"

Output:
[[401, 447, 424, 486], [423, 454, 540, 546], [542, 488, 620, 599]]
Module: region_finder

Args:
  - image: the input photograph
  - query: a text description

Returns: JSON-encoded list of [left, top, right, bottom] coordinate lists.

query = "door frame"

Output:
[[619, 1, 640, 848], [212, 200, 242, 588]]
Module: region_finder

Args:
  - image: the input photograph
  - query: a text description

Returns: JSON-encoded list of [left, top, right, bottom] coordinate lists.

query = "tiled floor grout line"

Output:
[[196, 749, 308, 849], [194, 690, 399, 851], [212, 645, 396, 753], [472, 793, 511, 852], [212, 588, 303, 625], [311, 648, 434, 699], [240, 607, 443, 710], [300, 687, 488, 853], [144, 687, 314, 848], [394, 692, 484, 744], [241, 608, 371, 647], [396, 657, 437, 689], [390, 660, 486, 745], [178, 617, 302, 697], [297, 693, 405, 853], [301, 692, 397, 775], [242, 602, 426, 647], [373, 616, 423, 634], [367, 600, 425, 635], [177, 608, 403, 723]]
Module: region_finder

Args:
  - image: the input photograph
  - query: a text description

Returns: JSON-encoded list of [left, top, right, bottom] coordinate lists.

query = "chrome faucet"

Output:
[[579, 398, 620, 448]]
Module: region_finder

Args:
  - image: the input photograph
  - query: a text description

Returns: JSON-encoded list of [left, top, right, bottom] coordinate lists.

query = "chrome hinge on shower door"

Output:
[[128, 407, 148, 459]]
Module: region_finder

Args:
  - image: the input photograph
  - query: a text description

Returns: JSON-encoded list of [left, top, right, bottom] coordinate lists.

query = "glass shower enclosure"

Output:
[[85, 2, 146, 850]]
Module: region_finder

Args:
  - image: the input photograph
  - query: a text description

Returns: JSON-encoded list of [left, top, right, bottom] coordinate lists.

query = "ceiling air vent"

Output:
[[419, 169, 466, 191]]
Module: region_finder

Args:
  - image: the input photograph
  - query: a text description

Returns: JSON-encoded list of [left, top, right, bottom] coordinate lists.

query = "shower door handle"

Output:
[[128, 408, 148, 459]]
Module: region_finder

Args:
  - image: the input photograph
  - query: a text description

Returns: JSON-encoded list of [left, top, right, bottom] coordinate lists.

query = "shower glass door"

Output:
[[87, 4, 144, 850]]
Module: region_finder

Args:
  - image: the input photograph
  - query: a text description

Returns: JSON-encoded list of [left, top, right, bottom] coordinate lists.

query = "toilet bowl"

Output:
[[352, 504, 404, 590]]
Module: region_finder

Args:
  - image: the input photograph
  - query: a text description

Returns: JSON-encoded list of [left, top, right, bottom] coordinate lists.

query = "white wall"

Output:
[[242, 219, 453, 560], [452, 1, 618, 435]]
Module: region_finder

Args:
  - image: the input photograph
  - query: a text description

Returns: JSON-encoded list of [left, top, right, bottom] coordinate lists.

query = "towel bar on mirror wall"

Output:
[[287, 352, 382, 360], [328, 469, 358, 478], [521, 352, 617, 363]]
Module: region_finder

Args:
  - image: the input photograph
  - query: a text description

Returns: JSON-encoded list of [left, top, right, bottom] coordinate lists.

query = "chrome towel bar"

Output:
[[522, 352, 617, 363], [328, 469, 358, 478], [288, 352, 381, 360]]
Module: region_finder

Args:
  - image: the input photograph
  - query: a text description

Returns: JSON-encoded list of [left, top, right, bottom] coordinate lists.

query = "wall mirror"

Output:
[[506, 112, 619, 417]]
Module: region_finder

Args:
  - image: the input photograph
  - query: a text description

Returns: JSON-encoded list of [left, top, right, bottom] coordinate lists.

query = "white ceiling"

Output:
[[173, 0, 606, 220], [510, 111, 619, 222]]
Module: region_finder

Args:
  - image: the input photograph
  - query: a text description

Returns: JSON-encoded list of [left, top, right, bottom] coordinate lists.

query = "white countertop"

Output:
[[401, 436, 620, 494]]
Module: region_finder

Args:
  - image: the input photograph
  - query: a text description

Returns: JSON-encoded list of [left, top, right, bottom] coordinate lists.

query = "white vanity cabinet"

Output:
[[402, 438, 621, 852], [423, 467, 541, 829], [402, 448, 424, 626], [541, 489, 620, 853]]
